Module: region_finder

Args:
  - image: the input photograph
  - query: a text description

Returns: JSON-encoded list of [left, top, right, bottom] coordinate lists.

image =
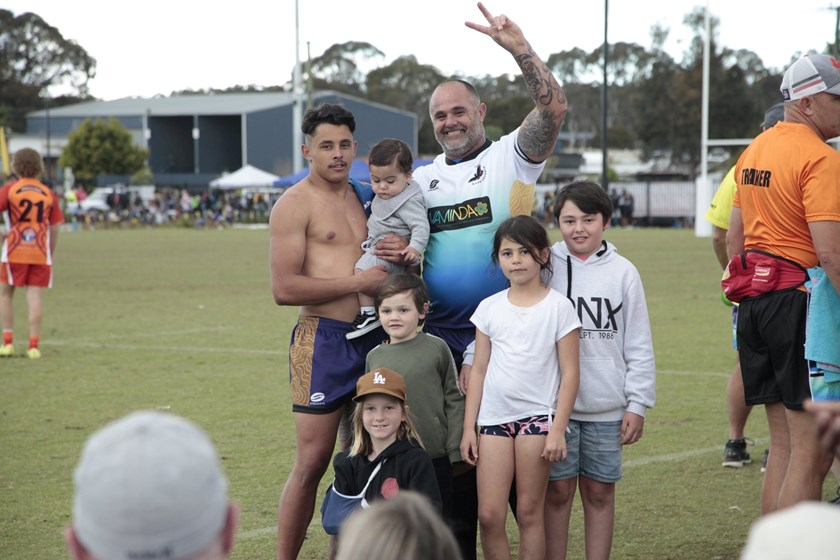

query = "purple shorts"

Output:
[[289, 316, 385, 414]]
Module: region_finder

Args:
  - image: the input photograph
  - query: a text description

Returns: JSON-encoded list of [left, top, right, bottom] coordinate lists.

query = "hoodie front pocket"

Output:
[[574, 357, 626, 414]]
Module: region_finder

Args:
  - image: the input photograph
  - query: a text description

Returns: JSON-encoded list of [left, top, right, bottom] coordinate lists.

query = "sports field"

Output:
[[0, 226, 835, 559]]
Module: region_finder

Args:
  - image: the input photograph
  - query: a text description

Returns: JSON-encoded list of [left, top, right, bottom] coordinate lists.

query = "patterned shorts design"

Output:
[[480, 415, 550, 438]]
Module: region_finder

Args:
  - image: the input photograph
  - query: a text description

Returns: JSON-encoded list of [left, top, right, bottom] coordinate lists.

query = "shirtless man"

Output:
[[269, 104, 390, 560]]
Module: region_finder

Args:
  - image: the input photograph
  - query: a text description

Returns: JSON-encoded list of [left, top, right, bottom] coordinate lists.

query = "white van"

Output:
[[66, 185, 155, 214]]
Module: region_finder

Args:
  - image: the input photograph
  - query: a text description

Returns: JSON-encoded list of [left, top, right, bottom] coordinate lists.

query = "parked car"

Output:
[[65, 185, 155, 215]]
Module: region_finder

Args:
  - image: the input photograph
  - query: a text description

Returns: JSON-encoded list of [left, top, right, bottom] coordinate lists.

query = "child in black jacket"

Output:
[[332, 368, 441, 513]]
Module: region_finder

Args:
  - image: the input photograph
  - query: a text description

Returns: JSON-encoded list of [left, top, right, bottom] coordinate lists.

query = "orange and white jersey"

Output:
[[0, 178, 65, 265]]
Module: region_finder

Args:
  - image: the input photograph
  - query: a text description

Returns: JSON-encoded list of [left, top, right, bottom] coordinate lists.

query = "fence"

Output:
[[537, 180, 699, 227], [617, 181, 696, 226]]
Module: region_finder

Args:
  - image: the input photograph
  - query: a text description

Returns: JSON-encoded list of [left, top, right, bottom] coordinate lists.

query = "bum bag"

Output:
[[721, 249, 809, 304]]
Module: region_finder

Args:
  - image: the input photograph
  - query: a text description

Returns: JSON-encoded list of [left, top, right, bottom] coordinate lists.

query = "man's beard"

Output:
[[436, 123, 485, 159]]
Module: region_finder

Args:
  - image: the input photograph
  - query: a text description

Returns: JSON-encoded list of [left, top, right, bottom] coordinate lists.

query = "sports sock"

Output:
[[2, 330, 12, 345], [28, 336, 39, 350]]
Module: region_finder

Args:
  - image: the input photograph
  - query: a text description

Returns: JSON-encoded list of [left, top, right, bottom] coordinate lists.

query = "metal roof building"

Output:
[[25, 91, 417, 189]]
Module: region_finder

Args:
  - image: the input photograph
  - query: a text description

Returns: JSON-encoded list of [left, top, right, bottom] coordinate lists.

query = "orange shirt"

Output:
[[733, 122, 840, 268], [0, 178, 65, 265]]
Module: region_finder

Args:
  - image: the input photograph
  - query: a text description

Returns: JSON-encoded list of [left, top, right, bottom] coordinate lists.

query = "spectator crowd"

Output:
[[61, 186, 280, 229]]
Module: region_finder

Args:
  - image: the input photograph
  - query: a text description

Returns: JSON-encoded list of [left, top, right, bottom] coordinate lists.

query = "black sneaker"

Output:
[[760, 448, 769, 473], [722, 438, 753, 468], [345, 312, 381, 340]]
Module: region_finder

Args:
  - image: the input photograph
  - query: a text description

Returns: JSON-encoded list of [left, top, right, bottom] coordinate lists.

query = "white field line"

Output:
[[236, 435, 770, 541], [43, 339, 279, 355], [624, 437, 769, 467], [76, 326, 236, 340], [237, 526, 279, 540], [658, 369, 731, 379], [41, 326, 280, 354]]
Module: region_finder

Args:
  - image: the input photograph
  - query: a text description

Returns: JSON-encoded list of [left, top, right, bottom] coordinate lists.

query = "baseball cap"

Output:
[[741, 502, 840, 560], [72, 411, 229, 560], [762, 103, 785, 129], [354, 368, 407, 402], [780, 54, 840, 101]]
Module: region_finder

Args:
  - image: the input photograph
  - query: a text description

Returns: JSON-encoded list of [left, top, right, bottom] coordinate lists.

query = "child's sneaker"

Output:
[[26, 348, 41, 360], [722, 438, 753, 467], [345, 311, 381, 340], [0, 343, 14, 357]]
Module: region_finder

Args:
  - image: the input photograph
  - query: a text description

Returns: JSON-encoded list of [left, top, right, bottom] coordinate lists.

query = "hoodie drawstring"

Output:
[[565, 240, 609, 303]]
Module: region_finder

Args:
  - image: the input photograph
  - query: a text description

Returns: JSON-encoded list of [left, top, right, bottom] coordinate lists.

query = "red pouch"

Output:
[[721, 253, 753, 303], [722, 250, 808, 303]]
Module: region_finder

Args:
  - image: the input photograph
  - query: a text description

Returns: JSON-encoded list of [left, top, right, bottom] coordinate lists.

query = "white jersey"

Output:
[[413, 129, 545, 329]]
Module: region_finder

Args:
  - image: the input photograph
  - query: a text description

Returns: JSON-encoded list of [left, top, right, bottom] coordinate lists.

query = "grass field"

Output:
[[0, 226, 835, 559]]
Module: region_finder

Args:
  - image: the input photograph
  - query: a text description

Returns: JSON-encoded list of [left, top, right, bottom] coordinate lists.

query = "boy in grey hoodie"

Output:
[[544, 180, 656, 560]]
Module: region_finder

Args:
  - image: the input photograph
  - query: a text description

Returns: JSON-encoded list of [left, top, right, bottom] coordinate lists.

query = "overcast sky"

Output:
[[11, 1, 839, 100]]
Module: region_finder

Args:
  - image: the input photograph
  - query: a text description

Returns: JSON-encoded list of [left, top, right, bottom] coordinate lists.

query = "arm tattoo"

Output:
[[515, 48, 567, 161]]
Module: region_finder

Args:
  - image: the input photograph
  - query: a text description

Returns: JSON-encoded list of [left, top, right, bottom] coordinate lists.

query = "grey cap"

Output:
[[72, 411, 229, 560], [762, 103, 785, 129], [780, 54, 840, 101]]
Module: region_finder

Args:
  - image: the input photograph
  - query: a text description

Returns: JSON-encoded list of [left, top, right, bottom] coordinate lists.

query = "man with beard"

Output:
[[396, 3, 567, 558]]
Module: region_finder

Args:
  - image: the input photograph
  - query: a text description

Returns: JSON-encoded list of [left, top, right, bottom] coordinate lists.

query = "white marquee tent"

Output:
[[210, 164, 281, 189]]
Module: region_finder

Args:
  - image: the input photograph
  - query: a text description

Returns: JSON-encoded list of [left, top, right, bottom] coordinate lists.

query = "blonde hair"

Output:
[[336, 491, 462, 560], [348, 395, 424, 457]]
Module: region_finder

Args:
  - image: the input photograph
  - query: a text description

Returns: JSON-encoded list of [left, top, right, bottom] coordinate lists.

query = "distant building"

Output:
[[22, 91, 417, 189]]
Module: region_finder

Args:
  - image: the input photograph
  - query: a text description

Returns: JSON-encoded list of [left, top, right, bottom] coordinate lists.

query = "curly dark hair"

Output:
[[301, 104, 356, 136]]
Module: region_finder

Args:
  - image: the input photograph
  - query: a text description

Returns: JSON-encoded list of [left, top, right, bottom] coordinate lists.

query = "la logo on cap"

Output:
[[373, 371, 387, 385]]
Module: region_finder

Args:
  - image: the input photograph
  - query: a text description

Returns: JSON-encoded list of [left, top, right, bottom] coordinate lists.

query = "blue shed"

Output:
[[25, 91, 417, 189]]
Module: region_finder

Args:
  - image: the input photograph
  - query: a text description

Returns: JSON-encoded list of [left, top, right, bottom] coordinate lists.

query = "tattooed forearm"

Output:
[[520, 109, 563, 160], [514, 46, 567, 161], [514, 48, 566, 107]]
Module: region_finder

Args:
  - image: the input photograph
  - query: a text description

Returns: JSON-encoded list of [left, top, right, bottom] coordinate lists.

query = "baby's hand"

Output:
[[399, 246, 421, 264]]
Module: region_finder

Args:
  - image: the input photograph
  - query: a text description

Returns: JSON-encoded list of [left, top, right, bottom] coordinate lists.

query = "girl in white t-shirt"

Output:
[[460, 214, 580, 560]]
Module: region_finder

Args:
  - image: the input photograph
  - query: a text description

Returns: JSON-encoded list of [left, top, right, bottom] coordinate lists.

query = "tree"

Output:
[[630, 9, 775, 177], [305, 41, 384, 97], [365, 55, 445, 154], [59, 119, 147, 185], [0, 10, 96, 131], [632, 49, 680, 163]]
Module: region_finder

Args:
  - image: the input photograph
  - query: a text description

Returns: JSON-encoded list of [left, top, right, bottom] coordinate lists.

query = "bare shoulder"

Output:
[[269, 181, 316, 227], [272, 180, 315, 210]]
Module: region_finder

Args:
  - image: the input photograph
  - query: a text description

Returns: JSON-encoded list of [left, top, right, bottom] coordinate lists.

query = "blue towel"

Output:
[[350, 178, 374, 217], [805, 267, 840, 397]]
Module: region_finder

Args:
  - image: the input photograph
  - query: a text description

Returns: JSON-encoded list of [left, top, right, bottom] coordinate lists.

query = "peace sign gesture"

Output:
[[464, 2, 528, 54]]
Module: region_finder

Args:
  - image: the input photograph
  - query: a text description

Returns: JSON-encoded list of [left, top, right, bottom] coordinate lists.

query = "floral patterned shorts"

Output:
[[479, 415, 550, 438]]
